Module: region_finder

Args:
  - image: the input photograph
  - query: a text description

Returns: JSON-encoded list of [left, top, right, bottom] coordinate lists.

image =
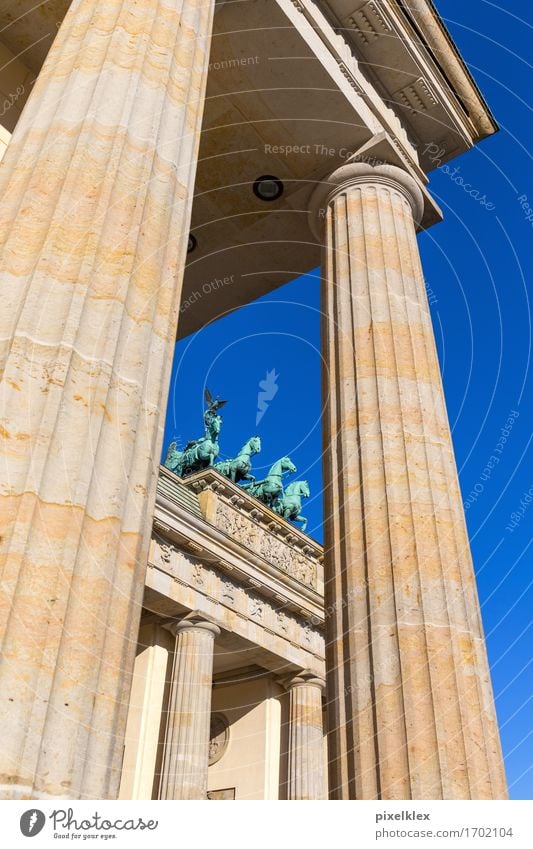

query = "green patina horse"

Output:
[[245, 456, 296, 507], [273, 479, 310, 532], [215, 435, 262, 483], [164, 411, 222, 477]]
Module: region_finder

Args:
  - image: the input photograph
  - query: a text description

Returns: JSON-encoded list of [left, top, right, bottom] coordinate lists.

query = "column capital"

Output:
[[309, 159, 425, 238], [284, 669, 326, 692], [164, 613, 221, 640]]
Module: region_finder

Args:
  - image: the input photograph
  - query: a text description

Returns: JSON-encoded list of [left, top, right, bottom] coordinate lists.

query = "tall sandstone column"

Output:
[[159, 619, 220, 800], [286, 671, 326, 800], [0, 0, 214, 799], [119, 623, 174, 800], [313, 161, 507, 800]]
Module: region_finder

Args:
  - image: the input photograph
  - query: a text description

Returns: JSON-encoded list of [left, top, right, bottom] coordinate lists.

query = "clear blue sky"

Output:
[[164, 1, 532, 799]]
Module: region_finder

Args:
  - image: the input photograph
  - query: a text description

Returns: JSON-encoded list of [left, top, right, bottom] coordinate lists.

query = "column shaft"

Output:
[[119, 624, 174, 800], [159, 620, 219, 800], [318, 163, 507, 800], [287, 674, 326, 800], [0, 0, 214, 799]]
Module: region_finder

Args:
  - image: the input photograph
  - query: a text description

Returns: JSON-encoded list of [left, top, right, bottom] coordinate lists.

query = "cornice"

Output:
[[320, 0, 497, 160], [395, 0, 498, 139], [285, 0, 421, 172], [153, 472, 325, 622]]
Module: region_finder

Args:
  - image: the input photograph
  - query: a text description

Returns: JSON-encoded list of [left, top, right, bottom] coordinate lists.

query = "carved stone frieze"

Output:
[[250, 595, 264, 620], [221, 578, 236, 606], [192, 564, 204, 586], [277, 611, 289, 634], [153, 534, 173, 566], [150, 544, 323, 656], [159, 543, 171, 564], [214, 500, 317, 589]]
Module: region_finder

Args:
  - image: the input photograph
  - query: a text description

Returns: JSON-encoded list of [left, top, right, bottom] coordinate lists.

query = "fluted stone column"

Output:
[[313, 161, 507, 800], [159, 618, 220, 800], [119, 624, 174, 800], [286, 671, 326, 800], [0, 0, 215, 800]]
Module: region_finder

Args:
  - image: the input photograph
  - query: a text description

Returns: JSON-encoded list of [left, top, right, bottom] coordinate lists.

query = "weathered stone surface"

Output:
[[315, 161, 507, 800], [183, 468, 322, 591], [151, 538, 325, 660], [214, 501, 317, 588], [0, 0, 214, 800], [0, 0, 505, 805], [286, 671, 326, 800], [118, 624, 174, 800], [159, 618, 220, 800]]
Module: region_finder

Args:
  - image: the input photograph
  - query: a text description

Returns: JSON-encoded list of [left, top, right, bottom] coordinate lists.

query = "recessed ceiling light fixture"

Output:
[[187, 233, 197, 253], [253, 175, 284, 202]]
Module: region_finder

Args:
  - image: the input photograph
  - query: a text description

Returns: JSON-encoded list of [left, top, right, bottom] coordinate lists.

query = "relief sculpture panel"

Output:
[[151, 536, 323, 656], [214, 501, 317, 589]]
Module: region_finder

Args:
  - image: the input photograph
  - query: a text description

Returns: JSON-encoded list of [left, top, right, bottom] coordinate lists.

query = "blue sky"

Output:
[[164, 1, 532, 798]]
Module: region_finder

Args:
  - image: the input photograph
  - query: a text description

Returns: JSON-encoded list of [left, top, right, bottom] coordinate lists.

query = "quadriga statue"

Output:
[[164, 388, 227, 477], [245, 456, 296, 507], [215, 435, 261, 483], [273, 480, 310, 532]]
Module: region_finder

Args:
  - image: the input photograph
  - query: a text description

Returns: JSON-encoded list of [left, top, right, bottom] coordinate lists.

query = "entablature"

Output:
[[152, 466, 324, 623], [322, 0, 498, 166], [146, 467, 325, 675]]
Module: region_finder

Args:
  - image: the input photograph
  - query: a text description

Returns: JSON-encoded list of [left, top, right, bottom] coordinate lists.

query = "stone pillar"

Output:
[[312, 161, 508, 800], [119, 624, 174, 800], [159, 618, 220, 800], [0, 0, 215, 800], [286, 671, 326, 800]]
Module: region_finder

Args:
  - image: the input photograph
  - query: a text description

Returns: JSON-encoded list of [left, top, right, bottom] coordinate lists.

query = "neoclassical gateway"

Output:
[[0, 0, 507, 801]]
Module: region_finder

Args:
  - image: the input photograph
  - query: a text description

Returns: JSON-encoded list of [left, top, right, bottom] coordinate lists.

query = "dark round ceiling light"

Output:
[[187, 233, 197, 253], [253, 175, 284, 202]]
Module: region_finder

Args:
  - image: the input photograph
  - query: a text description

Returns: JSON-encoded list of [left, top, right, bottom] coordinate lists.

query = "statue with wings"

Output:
[[163, 388, 227, 477], [204, 387, 228, 418]]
